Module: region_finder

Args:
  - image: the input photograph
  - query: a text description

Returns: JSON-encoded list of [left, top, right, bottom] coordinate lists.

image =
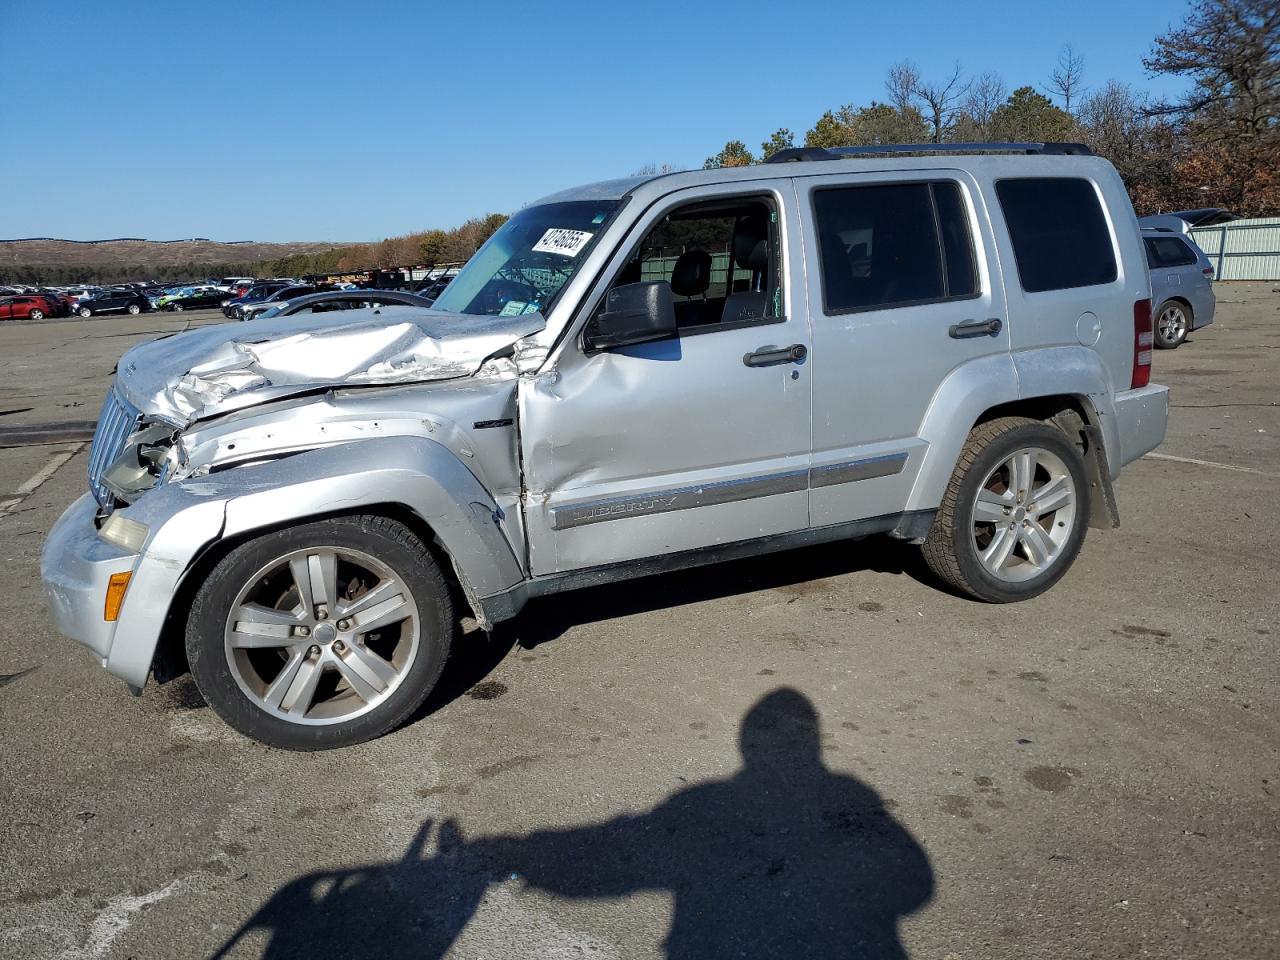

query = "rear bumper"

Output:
[[1112, 384, 1170, 469]]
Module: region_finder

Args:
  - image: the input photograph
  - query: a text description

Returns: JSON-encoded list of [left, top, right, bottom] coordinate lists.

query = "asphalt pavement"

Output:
[[0, 293, 1276, 959]]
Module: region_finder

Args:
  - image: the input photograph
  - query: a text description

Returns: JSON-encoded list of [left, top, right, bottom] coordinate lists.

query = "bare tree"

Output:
[[885, 61, 920, 114], [1046, 44, 1087, 114], [954, 71, 1008, 140], [913, 63, 971, 143]]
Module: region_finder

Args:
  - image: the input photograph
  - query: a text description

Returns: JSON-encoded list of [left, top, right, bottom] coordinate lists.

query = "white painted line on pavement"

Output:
[[1144, 451, 1277, 479], [0, 442, 83, 521]]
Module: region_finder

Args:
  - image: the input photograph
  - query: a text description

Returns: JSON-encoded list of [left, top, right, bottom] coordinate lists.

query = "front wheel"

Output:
[[170, 303, 184, 312], [186, 515, 456, 750], [1154, 300, 1190, 349], [921, 417, 1089, 603], [78, 307, 92, 318]]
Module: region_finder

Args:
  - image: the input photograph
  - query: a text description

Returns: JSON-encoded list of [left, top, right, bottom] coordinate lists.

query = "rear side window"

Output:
[[813, 181, 977, 314], [1144, 236, 1198, 268], [996, 178, 1117, 292]]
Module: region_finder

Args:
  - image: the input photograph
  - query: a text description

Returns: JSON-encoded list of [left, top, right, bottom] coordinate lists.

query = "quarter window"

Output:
[[1144, 236, 1198, 268], [813, 181, 977, 314], [996, 178, 1118, 292]]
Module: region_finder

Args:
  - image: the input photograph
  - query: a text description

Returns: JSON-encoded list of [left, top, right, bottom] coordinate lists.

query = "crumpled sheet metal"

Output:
[[115, 307, 545, 423]]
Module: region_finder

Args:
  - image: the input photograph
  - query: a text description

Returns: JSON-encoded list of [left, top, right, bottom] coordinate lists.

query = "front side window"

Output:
[[996, 178, 1118, 292], [813, 180, 977, 314], [431, 200, 621, 317], [600, 195, 782, 332]]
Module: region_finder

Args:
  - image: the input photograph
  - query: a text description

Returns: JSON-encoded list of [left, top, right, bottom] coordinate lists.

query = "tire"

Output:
[[1154, 300, 1190, 349], [127, 303, 141, 315], [78, 307, 92, 318], [29, 309, 44, 321], [186, 515, 456, 750], [170, 303, 184, 312], [921, 417, 1090, 603]]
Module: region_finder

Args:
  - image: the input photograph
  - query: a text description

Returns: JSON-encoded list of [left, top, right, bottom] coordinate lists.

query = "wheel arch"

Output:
[[907, 347, 1119, 530], [131, 436, 523, 688], [1156, 295, 1194, 319], [151, 500, 482, 686]]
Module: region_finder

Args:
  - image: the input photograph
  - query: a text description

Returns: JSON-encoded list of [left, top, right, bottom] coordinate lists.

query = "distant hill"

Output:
[[0, 238, 354, 285]]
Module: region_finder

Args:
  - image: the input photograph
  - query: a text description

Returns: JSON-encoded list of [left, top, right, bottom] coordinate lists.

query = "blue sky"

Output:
[[1, 0, 1193, 242]]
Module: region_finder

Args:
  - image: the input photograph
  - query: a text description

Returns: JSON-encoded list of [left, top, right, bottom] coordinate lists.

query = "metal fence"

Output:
[[1190, 218, 1280, 280]]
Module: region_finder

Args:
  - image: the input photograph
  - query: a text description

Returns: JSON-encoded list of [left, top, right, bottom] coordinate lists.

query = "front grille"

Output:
[[87, 388, 141, 510]]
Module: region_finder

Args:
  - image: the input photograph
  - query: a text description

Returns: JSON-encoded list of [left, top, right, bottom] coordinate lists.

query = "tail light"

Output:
[[1202, 265, 1214, 277], [1132, 298, 1152, 389]]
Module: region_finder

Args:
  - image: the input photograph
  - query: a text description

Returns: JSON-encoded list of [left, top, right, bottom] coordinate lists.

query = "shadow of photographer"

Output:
[[212, 688, 933, 959]]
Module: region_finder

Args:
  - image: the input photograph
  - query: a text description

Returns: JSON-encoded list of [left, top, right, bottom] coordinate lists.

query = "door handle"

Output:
[[743, 343, 808, 367], [949, 318, 1003, 339]]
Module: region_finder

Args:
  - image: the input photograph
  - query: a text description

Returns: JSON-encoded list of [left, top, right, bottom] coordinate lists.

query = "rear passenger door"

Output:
[[797, 170, 1010, 527]]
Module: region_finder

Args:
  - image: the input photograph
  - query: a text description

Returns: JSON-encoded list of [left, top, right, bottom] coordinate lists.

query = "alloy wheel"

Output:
[[223, 546, 421, 725], [1158, 304, 1187, 344], [970, 446, 1078, 583]]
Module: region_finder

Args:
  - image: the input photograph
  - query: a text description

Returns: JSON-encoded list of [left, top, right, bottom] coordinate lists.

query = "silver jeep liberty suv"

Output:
[[42, 142, 1169, 749]]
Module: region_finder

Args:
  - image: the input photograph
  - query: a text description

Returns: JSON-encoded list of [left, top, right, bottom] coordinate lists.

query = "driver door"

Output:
[[519, 182, 813, 576]]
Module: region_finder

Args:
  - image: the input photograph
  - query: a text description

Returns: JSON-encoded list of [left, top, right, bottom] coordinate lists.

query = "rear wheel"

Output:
[[127, 303, 141, 315], [28, 309, 44, 320], [1154, 300, 1190, 349], [186, 515, 456, 750], [921, 417, 1089, 603]]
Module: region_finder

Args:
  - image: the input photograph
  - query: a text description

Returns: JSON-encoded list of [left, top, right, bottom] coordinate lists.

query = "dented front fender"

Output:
[[66, 435, 524, 689]]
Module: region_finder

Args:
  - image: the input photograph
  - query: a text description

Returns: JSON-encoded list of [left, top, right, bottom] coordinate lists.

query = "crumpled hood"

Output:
[[114, 305, 545, 424]]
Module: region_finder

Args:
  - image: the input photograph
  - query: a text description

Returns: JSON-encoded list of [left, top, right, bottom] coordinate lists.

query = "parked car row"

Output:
[[220, 283, 439, 320], [2, 269, 459, 324]]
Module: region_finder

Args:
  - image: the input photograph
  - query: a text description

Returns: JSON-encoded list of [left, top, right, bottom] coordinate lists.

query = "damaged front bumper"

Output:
[[42, 495, 137, 664], [41, 489, 227, 690]]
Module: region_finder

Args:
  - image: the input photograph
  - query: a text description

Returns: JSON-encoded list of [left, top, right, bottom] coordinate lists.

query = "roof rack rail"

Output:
[[765, 142, 1094, 163]]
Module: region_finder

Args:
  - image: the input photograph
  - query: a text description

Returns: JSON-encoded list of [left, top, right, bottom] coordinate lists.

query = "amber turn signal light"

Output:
[[104, 572, 132, 622]]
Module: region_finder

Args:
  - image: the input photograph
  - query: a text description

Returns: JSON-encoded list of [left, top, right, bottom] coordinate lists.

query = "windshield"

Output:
[[430, 200, 621, 316]]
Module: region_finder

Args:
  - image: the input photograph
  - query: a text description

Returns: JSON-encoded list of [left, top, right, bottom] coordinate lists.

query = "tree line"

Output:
[[0, 260, 264, 287], [255, 212, 510, 279], [3, 214, 512, 286], [703, 0, 1279, 218]]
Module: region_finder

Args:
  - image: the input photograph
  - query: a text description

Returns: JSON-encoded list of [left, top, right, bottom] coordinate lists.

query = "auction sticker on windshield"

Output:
[[533, 228, 593, 258]]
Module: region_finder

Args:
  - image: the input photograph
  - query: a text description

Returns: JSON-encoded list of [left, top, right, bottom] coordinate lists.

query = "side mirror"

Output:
[[583, 281, 677, 352]]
